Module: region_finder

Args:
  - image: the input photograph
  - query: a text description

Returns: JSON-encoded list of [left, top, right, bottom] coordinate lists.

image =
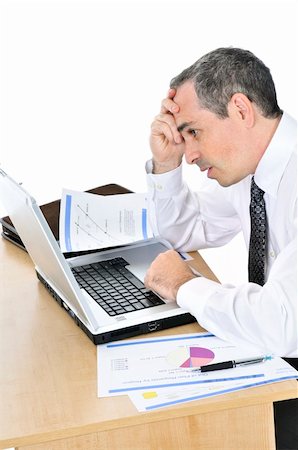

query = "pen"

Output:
[[195, 355, 272, 373]]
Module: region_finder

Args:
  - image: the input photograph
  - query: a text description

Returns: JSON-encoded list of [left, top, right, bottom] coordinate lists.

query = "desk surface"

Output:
[[0, 237, 297, 450]]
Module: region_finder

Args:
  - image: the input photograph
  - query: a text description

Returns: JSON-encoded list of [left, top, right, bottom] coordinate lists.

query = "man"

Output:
[[144, 47, 297, 449]]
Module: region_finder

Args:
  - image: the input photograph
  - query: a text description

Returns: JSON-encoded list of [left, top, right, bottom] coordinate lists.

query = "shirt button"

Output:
[[269, 250, 275, 258], [156, 184, 163, 190]]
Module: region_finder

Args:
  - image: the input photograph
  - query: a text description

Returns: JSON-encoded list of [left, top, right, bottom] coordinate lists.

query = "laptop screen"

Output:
[[0, 169, 93, 326]]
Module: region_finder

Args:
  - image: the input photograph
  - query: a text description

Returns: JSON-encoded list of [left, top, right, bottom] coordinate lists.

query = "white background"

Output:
[[0, 0, 297, 285]]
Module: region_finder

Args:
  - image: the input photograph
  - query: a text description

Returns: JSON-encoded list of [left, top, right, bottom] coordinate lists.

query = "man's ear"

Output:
[[228, 93, 255, 128]]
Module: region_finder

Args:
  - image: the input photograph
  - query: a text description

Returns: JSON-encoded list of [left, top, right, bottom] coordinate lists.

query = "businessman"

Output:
[[144, 47, 297, 449]]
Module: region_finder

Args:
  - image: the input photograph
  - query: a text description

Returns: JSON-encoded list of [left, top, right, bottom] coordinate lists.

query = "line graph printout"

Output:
[[59, 189, 154, 252]]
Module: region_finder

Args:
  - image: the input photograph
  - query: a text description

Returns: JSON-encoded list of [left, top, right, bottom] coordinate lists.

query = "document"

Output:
[[128, 356, 298, 411], [59, 189, 153, 252], [128, 378, 262, 412], [97, 332, 298, 412]]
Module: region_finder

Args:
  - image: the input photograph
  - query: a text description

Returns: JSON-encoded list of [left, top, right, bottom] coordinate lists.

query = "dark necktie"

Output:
[[248, 177, 267, 286]]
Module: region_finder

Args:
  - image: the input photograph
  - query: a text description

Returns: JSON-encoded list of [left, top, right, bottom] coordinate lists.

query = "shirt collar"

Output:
[[254, 112, 297, 198]]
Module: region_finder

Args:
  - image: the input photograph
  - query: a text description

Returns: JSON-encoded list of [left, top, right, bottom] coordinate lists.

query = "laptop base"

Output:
[[36, 271, 196, 344]]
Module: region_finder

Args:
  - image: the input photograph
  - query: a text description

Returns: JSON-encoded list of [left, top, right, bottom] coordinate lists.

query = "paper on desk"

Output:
[[97, 332, 298, 400], [59, 189, 153, 252], [128, 356, 298, 411], [97, 332, 298, 412], [128, 379, 256, 412]]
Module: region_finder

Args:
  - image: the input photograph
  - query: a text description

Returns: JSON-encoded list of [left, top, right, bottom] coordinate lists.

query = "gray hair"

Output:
[[170, 47, 282, 119]]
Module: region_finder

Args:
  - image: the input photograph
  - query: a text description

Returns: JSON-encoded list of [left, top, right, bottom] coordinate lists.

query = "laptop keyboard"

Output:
[[71, 257, 165, 316]]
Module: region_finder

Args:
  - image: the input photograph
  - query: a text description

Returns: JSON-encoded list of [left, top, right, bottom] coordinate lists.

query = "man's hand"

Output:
[[144, 250, 196, 300], [150, 89, 185, 174]]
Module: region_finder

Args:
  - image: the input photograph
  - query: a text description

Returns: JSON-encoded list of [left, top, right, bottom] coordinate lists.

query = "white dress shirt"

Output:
[[146, 112, 297, 357]]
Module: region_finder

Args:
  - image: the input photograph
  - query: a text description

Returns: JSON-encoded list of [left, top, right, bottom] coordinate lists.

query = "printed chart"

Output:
[[59, 189, 153, 252], [98, 332, 298, 411], [166, 346, 215, 368]]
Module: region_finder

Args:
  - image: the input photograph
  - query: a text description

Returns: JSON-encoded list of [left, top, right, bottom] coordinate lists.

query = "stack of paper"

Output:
[[97, 332, 298, 412]]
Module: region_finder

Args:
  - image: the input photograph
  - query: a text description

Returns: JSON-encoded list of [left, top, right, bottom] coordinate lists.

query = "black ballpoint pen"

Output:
[[195, 355, 272, 373]]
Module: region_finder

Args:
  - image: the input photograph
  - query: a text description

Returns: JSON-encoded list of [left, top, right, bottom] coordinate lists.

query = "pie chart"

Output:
[[166, 346, 215, 368]]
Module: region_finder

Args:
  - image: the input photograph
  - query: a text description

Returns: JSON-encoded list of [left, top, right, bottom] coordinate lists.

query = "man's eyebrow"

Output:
[[177, 122, 195, 132]]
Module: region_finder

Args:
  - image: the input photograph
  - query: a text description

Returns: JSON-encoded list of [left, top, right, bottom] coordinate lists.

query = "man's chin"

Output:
[[203, 167, 235, 187], [217, 178, 238, 188], [209, 171, 232, 187]]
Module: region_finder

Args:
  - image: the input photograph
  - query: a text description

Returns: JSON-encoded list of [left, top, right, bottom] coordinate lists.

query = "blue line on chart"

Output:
[[65, 195, 72, 252], [108, 374, 264, 393], [142, 208, 148, 239], [107, 333, 214, 348], [144, 375, 298, 410]]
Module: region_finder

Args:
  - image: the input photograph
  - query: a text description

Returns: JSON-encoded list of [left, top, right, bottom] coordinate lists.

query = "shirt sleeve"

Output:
[[177, 237, 297, 357], [146, 161, 242, 252]]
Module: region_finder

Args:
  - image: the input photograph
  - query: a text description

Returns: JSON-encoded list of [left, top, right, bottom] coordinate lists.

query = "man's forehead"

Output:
[[173, 81, 197, 102], [173, 82, 203, 115], [173, 83, 202, 131]]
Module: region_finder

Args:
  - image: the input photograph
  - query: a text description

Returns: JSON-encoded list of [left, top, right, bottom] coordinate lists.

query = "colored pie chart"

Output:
[[167, 346, 215, 368]]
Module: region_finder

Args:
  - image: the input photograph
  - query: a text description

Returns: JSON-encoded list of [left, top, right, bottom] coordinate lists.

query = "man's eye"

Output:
[[190, 129, 198, 137]]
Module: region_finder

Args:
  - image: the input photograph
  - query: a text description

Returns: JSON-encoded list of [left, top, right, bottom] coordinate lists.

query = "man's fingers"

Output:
[[144, 250, 196, 301], [160, 97, 179, 115], [152, 113, 183, 144]]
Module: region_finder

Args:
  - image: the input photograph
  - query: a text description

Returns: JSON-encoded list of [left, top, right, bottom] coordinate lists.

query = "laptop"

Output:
[[0, 169, 195, 344]]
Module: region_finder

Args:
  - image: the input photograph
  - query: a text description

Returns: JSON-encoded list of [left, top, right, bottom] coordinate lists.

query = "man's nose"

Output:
[[184, 144, 200, 165]]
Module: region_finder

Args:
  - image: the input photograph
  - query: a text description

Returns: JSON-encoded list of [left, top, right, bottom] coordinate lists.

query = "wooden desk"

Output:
[[0, 237, 297, 450]]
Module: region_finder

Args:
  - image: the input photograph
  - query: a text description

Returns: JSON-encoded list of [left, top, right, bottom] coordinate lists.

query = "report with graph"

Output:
[[59, 189, 153, 252], [97, 332, 298, 411]]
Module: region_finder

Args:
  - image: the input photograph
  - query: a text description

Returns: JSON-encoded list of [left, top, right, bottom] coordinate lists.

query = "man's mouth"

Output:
[[199, 165, 212, 172], [196, 161, 214, 177], [200, 166, 214, 178]]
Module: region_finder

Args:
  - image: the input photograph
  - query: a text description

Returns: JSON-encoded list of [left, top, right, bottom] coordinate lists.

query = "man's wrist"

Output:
[[174, 273, 197, 299], [152, 159, 181, 174]]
